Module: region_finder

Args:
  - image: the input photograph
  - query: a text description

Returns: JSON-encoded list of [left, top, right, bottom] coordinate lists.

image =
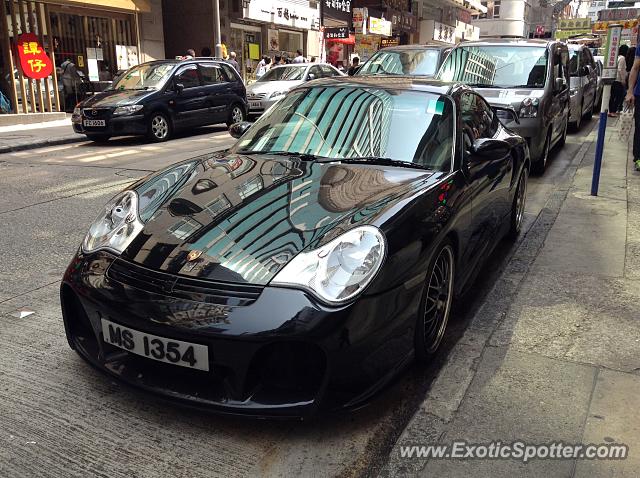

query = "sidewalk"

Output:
[[0, 117, 83, 153], [383, 118, 640, 477]]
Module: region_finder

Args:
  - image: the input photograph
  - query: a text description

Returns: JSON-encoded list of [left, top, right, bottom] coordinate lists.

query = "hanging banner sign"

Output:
[[16, 32, 53, 80], [368, 16, 392, 36], [324, 26, 349, 39], [603, 24, 623, 81]]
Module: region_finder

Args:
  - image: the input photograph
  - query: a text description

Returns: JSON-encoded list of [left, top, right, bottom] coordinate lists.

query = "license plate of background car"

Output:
[[83, 119, 106, 127], [101, 318, 209, 371], [249, 101, 261, 109]]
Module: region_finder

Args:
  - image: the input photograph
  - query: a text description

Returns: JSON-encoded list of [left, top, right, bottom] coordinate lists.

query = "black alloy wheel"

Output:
[[415, 240, 455, 360], [508, 169, 528, 239]]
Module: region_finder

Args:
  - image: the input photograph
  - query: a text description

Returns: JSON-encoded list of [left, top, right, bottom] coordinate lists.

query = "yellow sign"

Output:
[[77, 55, 84, 68], [555, 28, 592, 40], [558, 18, 591, 30], [593, 20, 638, 31], [248, 43, 260, 61]]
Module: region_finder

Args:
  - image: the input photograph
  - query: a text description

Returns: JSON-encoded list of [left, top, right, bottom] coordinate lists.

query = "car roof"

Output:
[[376, 44, 449, 52], [457, 38, 554, 47], [298, 75, 464, 96]]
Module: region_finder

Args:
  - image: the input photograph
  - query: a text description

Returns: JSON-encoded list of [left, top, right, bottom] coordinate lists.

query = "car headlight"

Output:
[[519, 97, 539, 118], [113, 104, 143, 116], [82, 190, 144, 255], [270, 226, 386, 304], [269, 90, 287, 99]]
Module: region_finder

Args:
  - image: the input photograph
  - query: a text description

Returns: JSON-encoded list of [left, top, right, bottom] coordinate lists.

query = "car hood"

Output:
[[246, 80, 303, 96], [81, 88, 157, 108], [476, 88, 545, 109], [123, 152, 436, 285]]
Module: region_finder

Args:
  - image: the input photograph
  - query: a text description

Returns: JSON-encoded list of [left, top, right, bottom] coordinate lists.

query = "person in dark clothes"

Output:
[[347, 57, 360, 76], [626, 47, 636, 73], [624, 26, 640, 170], [609, 44, 628, 116], [201, 46, 212, 57]]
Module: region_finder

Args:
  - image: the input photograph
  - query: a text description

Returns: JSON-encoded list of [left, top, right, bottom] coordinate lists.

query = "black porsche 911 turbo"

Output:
[[60, 76, 529, 418]]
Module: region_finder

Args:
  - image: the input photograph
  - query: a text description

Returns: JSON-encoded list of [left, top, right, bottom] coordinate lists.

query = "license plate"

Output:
[[249, 101, 262, 109], [83, 119, 106, 127], [101, 318, 209, 371]]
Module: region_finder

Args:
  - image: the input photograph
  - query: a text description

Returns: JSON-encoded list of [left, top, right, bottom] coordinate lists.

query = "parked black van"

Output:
[[72, 58, 247, 143]]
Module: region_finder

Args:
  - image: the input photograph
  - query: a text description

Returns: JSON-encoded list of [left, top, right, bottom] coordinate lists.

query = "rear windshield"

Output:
[[257, 66, 306, 82], [438, 45, 548, 88]]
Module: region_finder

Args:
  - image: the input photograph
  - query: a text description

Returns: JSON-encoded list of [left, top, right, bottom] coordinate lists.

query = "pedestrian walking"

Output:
[[228, 51, 240, 73], [609, 44, 628, 117], [624, 27, 640, 171], [184, 49, 196, 59], [256, 56, 271, 78], [60, 58, 82, 112], [626, 46, 635, 73], [293, 49, 305, 63], [347, 57, 360, 76]]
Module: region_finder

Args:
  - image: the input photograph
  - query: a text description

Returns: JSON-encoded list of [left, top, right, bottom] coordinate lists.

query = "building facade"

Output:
[[472, 0, 533, 37], [0, 0, 163, 115]]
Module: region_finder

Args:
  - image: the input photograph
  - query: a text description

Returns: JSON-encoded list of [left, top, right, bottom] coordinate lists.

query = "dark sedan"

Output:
[[72, 59, 247, 143], [60, 77, 529, 418]]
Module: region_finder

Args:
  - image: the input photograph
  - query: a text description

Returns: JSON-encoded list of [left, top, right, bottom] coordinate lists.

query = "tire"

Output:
[[415, 239, 455, 362], [85, 134, 111, 143], [227, 104, 245, 128], [147, 112, 171, 142], [508, 168, 528, 240], [531, 129, 551, 175]]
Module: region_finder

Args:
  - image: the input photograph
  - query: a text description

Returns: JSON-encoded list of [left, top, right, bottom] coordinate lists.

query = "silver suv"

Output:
[[567, 44, 598, 130], [438, 39, 570, 173]]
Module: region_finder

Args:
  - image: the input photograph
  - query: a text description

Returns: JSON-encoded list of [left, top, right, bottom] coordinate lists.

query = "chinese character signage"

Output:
[[321, 0, 351, 25], [432, 21, 456, 45], [558, 18, 591, 30], [324, 27, 349, 39], [352, 7, 367, 34], [246, 0, 320, 30], [598, 8, 638, 21], [16, 33, 52, 80], [603, 24, 623, 79], [380, 36, 400, 48]]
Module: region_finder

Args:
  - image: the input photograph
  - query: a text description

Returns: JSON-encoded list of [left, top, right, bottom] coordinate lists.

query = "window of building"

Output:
[[493, 0, 501, 18], [479, 1, 488, 19]]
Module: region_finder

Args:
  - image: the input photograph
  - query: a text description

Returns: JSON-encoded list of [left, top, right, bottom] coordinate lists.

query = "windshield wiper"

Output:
[[237, 150, 321, 161], [337, 157, 432, 170]]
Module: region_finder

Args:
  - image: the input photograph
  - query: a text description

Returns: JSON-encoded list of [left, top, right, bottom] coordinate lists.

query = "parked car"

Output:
[[356, 44, 451, 77], [60, 77, 529, 417], [245, 63, 343, 116], [71, 58, 247, 143], [567, 44, 598, 130], [438, 38, 570, 173], [5, 68, 64, 110], [593, 55, 604, 112]]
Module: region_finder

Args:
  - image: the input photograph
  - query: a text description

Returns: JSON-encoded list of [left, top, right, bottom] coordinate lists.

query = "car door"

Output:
[[584, 48, 597, 110], [306, 65, 323, 81], [198, 62, 231, 124], [460, 92, 513, 257], [550, 45, 570, 142], [320, 64, 342, 78], [171, 64, 207, 127]]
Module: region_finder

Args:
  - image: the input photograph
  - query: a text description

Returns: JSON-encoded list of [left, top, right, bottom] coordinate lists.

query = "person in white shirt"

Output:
[[609, 44, 629, 117], [256, 56, 271, 78], [293, 49, 305, 63]]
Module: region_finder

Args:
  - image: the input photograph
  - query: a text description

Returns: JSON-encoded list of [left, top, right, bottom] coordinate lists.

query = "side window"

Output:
[[414, 96, 454, 171], [221, 64, 239, 82], [175, 65, 200, 88], [199, 64, 227, 85], [321, 65, 340, 77], [308, 65, 322, 79], [460, 92, 497, 150]]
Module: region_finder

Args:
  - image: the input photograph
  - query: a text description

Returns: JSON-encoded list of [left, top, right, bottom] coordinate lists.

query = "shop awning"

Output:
[[45, 0, 151, 13]]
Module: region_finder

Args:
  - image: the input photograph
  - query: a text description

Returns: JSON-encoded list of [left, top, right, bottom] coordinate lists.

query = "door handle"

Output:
[[197, 91, 205, 96]]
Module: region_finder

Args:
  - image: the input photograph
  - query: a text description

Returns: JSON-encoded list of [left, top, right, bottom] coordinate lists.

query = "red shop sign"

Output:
[[16, 32, 52, 79]]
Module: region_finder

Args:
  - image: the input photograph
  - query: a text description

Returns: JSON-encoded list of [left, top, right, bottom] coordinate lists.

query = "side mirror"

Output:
[[580, 65, 589, 77], [307, 73, 315, 81], [174, 82, 184, 94], [470, 138, 511, 159], [229, 121, 252, 139], [555, 77, 566, 92], [491, 105, 520, 125]]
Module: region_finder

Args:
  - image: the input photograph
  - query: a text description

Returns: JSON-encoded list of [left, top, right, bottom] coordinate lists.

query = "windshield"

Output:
[[233, 87, 455, 171], [113, 63, 175, 90], [257, 66, 306, 82], [358, 49, 442, 76], [438, 45, 548, 88]]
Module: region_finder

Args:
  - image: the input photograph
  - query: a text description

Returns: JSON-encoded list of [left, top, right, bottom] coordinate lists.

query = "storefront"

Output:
[[0, 0, 149, 115], [351, 8, 391, 62], [238, 0, 320, 81]]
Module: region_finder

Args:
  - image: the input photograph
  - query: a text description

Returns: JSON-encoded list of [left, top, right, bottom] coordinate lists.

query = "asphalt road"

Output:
[[0, 121, 597, 478]]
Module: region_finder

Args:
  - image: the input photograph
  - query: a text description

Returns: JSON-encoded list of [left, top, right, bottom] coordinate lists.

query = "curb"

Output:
[[0, 135, 85, 154], [378, 124, 598, 477]]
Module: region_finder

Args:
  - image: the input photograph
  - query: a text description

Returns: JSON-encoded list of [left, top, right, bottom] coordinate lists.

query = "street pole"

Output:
[[212, 0, 223, 58], [591, 23, 622, 196]]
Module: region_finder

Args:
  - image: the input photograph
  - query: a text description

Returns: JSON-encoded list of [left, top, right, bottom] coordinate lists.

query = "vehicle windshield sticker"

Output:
[[427, 100, 444, 115]]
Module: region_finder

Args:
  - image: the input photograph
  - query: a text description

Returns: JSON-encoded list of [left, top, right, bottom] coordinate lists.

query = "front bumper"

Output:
[[72, 114, 147, 137], [503, 117, 546, 161], [60, 251, 418, 418]]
